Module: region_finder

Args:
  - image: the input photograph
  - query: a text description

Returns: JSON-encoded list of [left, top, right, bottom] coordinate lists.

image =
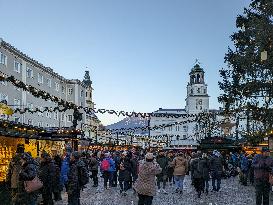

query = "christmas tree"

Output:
[[218, 0, 273, 135]]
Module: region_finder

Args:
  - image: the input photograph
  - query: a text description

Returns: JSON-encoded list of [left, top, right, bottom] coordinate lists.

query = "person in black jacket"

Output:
[[89, 152, 99, 187], [39, 151, 56, 205], [17, 152, 38, 205], [53, 155, 62, 201], [118, 153, 132, 195]]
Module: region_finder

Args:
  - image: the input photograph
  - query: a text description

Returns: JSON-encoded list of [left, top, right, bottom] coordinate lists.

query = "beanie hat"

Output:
[[72, 151, 80, 159]]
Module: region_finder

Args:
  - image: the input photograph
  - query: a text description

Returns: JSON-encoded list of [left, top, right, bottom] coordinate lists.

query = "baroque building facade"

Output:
[[0, 38, 97, 134], [150, 64, 215, 149]]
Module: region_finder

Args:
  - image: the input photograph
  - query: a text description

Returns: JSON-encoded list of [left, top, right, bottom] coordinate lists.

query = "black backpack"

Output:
[[78, 164, 89, 187]]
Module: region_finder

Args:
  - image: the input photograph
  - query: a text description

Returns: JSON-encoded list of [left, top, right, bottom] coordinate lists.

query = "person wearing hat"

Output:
[[252, 147, 273, 205], [210, 150, 224, 192], [134, 153, 162, 205]]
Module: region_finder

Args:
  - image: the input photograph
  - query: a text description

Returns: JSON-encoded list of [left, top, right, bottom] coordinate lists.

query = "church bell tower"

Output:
[[185, 63, 209, 114]]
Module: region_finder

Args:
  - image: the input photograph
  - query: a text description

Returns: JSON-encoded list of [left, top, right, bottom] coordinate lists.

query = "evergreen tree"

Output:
[[218, 0, 273, 135]]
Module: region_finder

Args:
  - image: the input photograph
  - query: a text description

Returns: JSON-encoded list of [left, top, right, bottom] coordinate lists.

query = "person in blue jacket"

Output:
[[61, 147, 72, 191], [240, 152, 249, 186], [100, 152, 116, 189]]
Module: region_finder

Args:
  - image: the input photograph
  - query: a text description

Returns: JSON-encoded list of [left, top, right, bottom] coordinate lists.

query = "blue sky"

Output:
[[0, 0, 250, 125]]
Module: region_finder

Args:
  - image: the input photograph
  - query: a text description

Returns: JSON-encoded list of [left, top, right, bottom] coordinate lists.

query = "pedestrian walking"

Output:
[[53, 155, 62, 201], [39, 151, 56, 205], [240, 152, 249, 186], [191, 152, 204, 198], [252, 147, 273, 205], [171, 152, 188, 194], [200, 153, 210, 194], [67, 151, 88, 205], [210, 150, 224, 192], [18, 152, 39, 205], [61, 146, 72, 191], [167, 152, 174, 186], [100, 152, 116, 189], [156, 150, 169, 194], [89, 152, 99, 187], [112, 151, 121, 187], [134, 153, 162, 205], [6, 144, 25, 205], [118, 153, 133, 196]]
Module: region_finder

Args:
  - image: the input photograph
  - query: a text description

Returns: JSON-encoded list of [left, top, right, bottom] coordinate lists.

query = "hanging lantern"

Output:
[[261, 50, 268, 61]]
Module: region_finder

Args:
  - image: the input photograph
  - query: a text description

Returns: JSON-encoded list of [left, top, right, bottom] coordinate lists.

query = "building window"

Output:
[[46, 78, 51, 87], [176, 126, 180, 132], [0, 93, 8, 104], [169, 127, 172, 132], [27, 119, 33, 125], [37, 106, 43, 116], [0, 52, 7, 66], [183, 135, 187, 139], [27, 103, 33, 111], [80, 90, 83, 97], [197, 88, 201, 93], [204, 88, 207, 94], [14, 61, 22, 73], [14, 99, 21, 109], [80, 102, 83, 107], [176, 136, 180, 141], [86, 92, 88, 97], [61, 113, 65, 122], [46, 123, 49, 127], [90, 93, 91, 98], [68, 115, 73, 122], [38, 122, 43, 127], [54, 112, 58, 120], [183, 125, 188, 132], [46, 112, 52, 118], [26, 67, 33, 78], [38, 73, 43, 84], [61, 86, 65, 94], [55, 82, 59, 91], [68, 88, 73, 95]]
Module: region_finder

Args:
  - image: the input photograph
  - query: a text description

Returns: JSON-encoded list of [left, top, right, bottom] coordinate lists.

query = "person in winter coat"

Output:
[[89, 152, 99, 187], [39, 152, 56, 205], [112, 152, 121, 187], [6, 144, 25, 205], [17, 152, 38, 205], [210, 150, 224, 192], [191, 152, 205, 198], [167, 152, 175, 186], [200, 153, 210, 194], [61, 148, 71, 191], [53, 155, 63, 201], [156, 150, 169, 193], [100, 152, 116, 189], [252, 147, 273, 205], [171, 152, 188, 194], [240, 152, 249, 186], [134, 153, 162, 205], [131, 153, 139, 184], [118, 153, 133, 195], [67, 151, 86, 205]]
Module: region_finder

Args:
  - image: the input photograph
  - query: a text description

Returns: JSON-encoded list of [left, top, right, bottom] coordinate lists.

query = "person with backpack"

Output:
[[112, 151, 121, 187], [101, 152, 116, 189], [67, 151, 89, 205]]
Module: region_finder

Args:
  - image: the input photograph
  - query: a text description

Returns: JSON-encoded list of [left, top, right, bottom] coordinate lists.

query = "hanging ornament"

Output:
[[261, 50, 268, 61]]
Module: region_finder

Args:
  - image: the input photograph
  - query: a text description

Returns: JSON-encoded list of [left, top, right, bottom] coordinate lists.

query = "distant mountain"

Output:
[[106, 117, 148, 135]]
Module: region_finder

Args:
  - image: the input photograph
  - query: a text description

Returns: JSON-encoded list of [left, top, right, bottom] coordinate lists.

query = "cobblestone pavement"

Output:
[[55, 176, 256, 205]]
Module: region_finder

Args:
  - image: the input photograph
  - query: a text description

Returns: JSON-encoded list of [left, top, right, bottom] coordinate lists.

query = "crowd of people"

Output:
[[5, 144, 273, 205]]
